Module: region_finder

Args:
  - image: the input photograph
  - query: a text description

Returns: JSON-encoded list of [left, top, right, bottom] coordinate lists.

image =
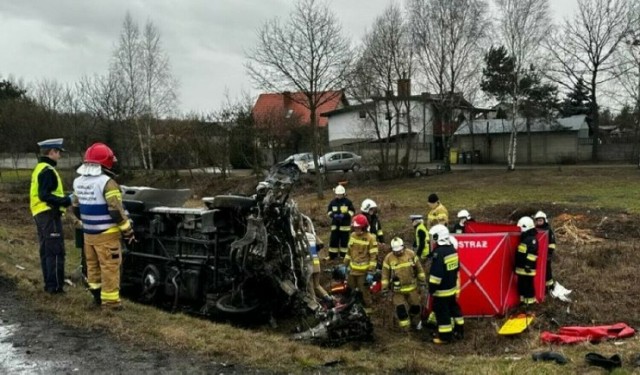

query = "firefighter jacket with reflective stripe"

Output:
[[365, 213, 384, 243], [413, 222, 429, 259], [537, 222, 556, 255], [381, 249, 426, 292], [327, 197, 355, 232], [426, 203, 449, 229], [30, 160, 67, 216], [74, 174, 131, 235], [344, 232, 378, 275], [428, 243, 459, 297], [515, 229, 538, 276]]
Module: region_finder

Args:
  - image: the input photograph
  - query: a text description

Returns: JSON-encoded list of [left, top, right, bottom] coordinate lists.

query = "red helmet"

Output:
[[84, 143, 117, 169], [351, 214, 369, 228]]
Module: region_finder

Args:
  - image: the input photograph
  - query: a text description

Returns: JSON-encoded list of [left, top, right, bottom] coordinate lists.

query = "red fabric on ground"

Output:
[[540, 323, 636, 344]]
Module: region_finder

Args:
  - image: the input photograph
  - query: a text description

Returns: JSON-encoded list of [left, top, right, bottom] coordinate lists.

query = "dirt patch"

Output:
[[0, 277, 260, 374]]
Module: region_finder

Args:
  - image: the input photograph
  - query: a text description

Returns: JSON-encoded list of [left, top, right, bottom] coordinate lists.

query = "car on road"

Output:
[[307, 151, 362, 173], [284, 152, 314, 164]]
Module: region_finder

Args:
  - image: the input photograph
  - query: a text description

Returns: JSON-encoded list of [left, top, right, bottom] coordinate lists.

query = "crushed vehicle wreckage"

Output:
[[120, 161, 372, 345]]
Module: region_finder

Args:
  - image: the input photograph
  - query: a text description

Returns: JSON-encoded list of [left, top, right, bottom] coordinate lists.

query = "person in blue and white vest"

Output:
[[72, 143, 134, 310]]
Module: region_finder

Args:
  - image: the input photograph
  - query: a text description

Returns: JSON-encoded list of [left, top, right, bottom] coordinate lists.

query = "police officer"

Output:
[[30, 138, 72, 294], [344, 214, 378, 313], [428, 225, 464, 344], [73, 143, 135, 310], [515, 216, 538, 307], [381, 237, 426, 330], [426, 193, 449, 229], [534, 211, 556, 292], [327, 185, 355, 259], [410, 215, 429, 261]]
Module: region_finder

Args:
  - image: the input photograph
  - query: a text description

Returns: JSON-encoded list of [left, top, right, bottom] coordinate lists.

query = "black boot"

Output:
[[89, 288, 101, 306], [454, 324, 465, 340]]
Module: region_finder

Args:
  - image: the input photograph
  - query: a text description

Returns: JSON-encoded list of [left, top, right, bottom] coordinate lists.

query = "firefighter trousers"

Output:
[[329, 229, 349, 259], [348, 273, 372, 308], [84, 231, 122, 307], [432, 295, 464, 342], [392, 289, 421, 329], [517, 274, 536, 305]]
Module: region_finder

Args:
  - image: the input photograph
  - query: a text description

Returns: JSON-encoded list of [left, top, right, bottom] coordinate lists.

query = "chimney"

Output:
[[397, 72, 411, 99]]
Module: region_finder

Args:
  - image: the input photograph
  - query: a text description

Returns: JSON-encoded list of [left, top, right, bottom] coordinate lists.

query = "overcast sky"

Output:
[[0, 0, 578, 115]]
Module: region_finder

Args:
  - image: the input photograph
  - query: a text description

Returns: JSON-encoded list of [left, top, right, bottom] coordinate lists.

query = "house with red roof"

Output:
[[252, 90, 349, 128]]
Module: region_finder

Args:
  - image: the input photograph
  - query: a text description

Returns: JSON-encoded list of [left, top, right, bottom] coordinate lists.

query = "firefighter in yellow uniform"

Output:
[[428, 225, 464, 344], [72, 143, 135, 310], [344, 214, 378, 313], [426, 193, 449, 229], [381, 237, 426, 330]]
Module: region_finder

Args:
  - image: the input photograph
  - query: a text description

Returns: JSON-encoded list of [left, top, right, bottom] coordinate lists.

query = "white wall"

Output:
[[327, 100, 436, 146]]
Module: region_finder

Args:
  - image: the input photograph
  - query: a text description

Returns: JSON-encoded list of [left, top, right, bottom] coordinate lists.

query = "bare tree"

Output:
[[246, 0, 352, 198], [139, 20, 179, 170], [546, 0, 632, 161], [409, 0, 490, 166], [348, 3, 415, 178], [109, 13, 177, 170], [491, 0, 552, 170]]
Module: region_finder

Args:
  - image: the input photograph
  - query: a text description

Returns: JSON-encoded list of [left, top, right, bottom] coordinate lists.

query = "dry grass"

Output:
[[3, 166, 640, 373]]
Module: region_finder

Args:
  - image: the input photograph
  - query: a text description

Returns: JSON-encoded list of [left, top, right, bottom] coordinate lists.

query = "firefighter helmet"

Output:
[[429, 224, 450, 244], [457, 209, 471, 219], [334, 185, 346, 195], [360, 199, 377, 213], [84, 143, 116, 169], [390, 237, 404, 252], [351, 213, 369, 228], [517, 216, 535, 232], [533, 211, 547, 221]]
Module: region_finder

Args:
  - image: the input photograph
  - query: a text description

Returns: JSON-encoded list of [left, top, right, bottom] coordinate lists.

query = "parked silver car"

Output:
[[307, 151, 362, 173]]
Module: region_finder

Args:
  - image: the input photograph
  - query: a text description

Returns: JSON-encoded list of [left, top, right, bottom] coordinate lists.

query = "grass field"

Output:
[[2, 166, 640, 374]]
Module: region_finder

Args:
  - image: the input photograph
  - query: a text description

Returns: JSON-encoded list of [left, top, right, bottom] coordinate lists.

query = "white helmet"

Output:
[[334, 185, 346, 195], [533, 211, 547, 221], [517, 216, 535, 232], [390, 237, 404, 252], [457, 209, 471, 220], [360, 199, 377, 213], [429, 224, 450, 244]]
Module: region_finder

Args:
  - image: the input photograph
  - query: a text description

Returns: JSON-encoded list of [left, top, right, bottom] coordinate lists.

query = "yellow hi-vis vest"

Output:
[[30, 162, 65, 216]]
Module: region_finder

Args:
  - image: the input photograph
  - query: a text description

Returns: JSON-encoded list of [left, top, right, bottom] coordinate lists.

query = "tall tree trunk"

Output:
[[310, 106, 324, 199], [135, 117, 148, 169]]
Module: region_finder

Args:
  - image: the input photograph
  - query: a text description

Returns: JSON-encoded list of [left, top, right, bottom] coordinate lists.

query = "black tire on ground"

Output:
[[215, 292, 261, 314], [352, 164, 361, 172], [210, 195, 256, 209]]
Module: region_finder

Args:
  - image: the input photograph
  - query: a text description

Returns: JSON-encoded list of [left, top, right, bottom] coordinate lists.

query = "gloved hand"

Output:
[[123, 229, 136, 244], [365, 272, 374, 285], [333, 213, 344, 221]]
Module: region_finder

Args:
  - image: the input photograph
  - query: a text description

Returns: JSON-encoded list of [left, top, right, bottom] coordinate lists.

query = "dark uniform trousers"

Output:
[[34, 210, 65, 292], [432, 295, 464, 341]]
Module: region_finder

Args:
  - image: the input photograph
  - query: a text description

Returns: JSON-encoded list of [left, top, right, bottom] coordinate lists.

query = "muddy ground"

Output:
[[0, 276, 264, 374]]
